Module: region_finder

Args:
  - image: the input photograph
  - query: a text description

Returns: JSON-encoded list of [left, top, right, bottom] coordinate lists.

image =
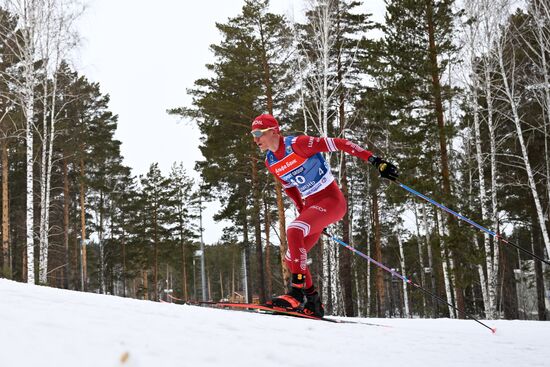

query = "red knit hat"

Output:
[[251, 114, 279, 133]]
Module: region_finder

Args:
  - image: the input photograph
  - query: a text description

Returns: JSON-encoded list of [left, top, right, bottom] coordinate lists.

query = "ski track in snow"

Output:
[[0, 279, 548, 367]]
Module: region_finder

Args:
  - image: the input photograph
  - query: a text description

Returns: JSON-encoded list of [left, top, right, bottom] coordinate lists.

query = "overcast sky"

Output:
[[75, 0, 385, 244]]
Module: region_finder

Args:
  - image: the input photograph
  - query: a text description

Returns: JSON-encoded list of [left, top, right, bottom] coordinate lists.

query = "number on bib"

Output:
[[290, 175, 306, 186]]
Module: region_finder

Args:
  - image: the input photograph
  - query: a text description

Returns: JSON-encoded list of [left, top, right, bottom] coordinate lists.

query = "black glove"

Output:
[[368, 156, 399, 181]]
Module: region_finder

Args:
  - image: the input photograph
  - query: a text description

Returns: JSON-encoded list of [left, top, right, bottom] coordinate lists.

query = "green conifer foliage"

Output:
[[170, 0, 295, 301]]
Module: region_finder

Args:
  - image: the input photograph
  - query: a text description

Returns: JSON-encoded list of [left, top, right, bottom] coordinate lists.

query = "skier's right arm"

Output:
[[283, 186, 304, 213]]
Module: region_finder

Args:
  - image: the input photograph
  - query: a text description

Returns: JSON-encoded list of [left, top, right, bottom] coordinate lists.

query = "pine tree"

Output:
[[0, 6, 21, 278], [363, 0, 462, 316], [166, 162, 198, 300], [170, 0, 295, 302], [140, 163, 173, 301]]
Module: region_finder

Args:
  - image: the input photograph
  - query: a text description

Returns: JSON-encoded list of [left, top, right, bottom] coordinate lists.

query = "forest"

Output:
[[1, 0, 549, 320]]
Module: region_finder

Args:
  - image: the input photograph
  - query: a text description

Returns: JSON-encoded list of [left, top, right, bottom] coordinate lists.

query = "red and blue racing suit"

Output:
[[265, 135, 373, 289]]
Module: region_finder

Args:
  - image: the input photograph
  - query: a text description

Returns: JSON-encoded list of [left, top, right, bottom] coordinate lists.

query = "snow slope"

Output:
[[0, 279, 548, 367]]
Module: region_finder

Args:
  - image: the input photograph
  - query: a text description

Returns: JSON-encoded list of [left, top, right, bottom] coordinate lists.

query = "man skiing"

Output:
[[251, 114, 398, 317]]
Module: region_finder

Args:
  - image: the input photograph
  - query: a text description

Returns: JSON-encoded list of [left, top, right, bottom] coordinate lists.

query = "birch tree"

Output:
[[479, 0, 506, 319], [461, 0, 521, 319], [294, 0, 342, 313], [0, 0, 82, 283], [396, 230, 409, 317], [36, 0, 81, 284], [495, 9, 550, 259], [520, 0, 550, 223], [296, 0, 373, 315], [0, 0, 45, 283], [298, 0, 339, 136], [460, 0, 509, 318]]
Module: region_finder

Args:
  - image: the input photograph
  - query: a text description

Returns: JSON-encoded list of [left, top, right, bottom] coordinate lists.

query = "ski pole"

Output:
[[396, 181, 550, 266], [322, 231, 496, 334]]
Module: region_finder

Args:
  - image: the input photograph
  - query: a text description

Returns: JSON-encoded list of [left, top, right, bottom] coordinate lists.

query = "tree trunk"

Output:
[[142, 270, 148, 300], [257, 10, 289, 292], [219, 271, 224, 300], [496, 31, 550, 259], [121, 231, 126, 297], [251, 152, 266, 304], [470, 89, 492, 317], [274, 180, 290, 288], [39, 83, 50, 285], [338, 153, 353, 316], [372, 192, 385, 317], [426, 0, 465, 317], [397, 233, 410, 317], [39, 77, 58, 285], [436, 209, 455, 318], [182, 239, 188, 300], [481, 31, 501, 320], [531, 2, 550, 217], [72, 229, 78, 290], [337, 41, 353, 316], [1, 140, 10, 277], [231, 252, 236, 300], [243, 215, 252, 303], [39, 87, 48, 284], [422, 203, 437, 317], [531, 220, 548, 321], [153, 206, 158, 301], [79, 157, 87, 291], [99, 191, 105, 294], [500, 235, 518, 319], [413, 202, 426, 316], [315, 1, 339, 311], [264, 197, 273, 297], [62, 158, 70, 289], [25, 72, 35, 284], [366, 195, 372, 317]]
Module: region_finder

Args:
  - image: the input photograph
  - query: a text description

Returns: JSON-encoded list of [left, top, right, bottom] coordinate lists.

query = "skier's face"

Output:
[[252, 128, 277, 152]]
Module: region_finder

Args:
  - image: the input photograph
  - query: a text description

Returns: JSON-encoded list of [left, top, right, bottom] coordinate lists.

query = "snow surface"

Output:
[[1, 279, 548, 367]]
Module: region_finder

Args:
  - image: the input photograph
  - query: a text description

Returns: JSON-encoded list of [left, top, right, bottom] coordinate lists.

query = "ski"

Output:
[[207, 301, 335, 321], [167, 296, 390, 327], [189, 301, 390, 327]]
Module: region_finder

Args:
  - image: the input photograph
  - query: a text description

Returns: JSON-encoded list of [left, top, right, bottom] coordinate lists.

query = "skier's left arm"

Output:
[[291, 135, 399, 181]]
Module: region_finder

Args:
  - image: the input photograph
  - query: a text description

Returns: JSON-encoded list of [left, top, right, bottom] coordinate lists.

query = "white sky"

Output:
[[75, 0, 385, 244]]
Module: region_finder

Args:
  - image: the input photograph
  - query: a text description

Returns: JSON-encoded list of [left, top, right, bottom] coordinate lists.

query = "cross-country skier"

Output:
[[251, 114, 398, 317]]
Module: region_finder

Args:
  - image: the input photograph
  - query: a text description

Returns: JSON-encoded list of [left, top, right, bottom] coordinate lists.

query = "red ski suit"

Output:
[[265, 135, 373, 288]]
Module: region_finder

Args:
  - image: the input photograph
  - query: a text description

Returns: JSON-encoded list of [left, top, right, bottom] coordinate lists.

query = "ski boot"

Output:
[[303, 287, 324, 318], [270, 273, 306, 311]]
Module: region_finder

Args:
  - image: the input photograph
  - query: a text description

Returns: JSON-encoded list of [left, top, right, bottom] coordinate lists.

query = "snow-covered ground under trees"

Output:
[[0, 279, 548, 367]]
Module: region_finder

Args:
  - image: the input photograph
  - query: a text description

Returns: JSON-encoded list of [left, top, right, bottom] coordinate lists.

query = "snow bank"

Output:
[[0, 279, 548, 367]]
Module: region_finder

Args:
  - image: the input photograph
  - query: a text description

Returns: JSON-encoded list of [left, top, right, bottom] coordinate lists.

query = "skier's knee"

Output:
[[287, 220, 309, 242]]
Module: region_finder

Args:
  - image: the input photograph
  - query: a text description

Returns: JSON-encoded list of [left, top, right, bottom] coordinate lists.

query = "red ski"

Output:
[[207, 301, 334, 322], [191, 301, 389, 326], [168, 297, 390, 327]]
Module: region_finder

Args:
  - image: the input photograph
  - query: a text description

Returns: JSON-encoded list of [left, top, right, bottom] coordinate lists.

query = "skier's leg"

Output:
[[273, 191, 346, 312]]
